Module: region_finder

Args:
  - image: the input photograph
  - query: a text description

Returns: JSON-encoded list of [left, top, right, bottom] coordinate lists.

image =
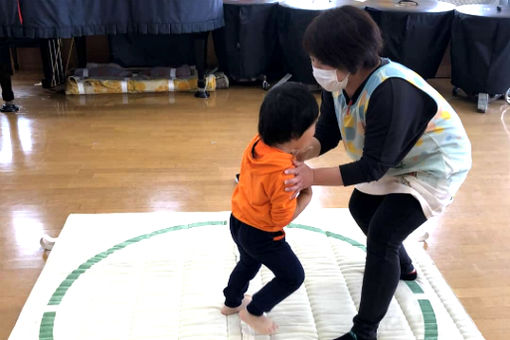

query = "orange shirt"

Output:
[[232, 135, 297, 232]]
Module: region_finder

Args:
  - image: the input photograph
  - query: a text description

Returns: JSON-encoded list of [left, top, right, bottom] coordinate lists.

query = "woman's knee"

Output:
[[349, 191, 371, 233], [349, 190, 367, 229], [366, 235, 401, 261], [348, 190, 363, 220]]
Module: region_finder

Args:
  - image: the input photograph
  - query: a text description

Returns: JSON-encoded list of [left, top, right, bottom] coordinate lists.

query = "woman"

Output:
[[284, 6, 471, 340]]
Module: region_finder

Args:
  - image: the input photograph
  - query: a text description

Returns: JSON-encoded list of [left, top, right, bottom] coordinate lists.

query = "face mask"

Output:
[[312, 66, 349, 92]]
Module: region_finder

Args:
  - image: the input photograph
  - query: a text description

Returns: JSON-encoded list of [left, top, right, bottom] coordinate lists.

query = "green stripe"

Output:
[[288, 223, 327, 235], [40, 219, 436, 340], [324, 231, 366, 251], [39, 312, 56, 340], [46, 220, 227, 306], [288, 223, 366, 251], [419, 299, 438, 340], [405, 280, 424, 294]]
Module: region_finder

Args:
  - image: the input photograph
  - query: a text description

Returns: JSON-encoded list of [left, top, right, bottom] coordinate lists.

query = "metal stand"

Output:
[[193, 33, 210, 98], [452, 87, 504, 113], [40, 39, 65, 89]]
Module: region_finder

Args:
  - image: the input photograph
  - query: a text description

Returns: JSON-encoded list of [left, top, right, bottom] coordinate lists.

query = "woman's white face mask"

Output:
[[312, 66, 349, 92]]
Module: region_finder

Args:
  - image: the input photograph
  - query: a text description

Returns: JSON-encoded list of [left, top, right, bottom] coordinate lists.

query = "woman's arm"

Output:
[[284, 79, 436, 195], [284, 161, 343, 198], [314, 90, 342, 156], [339, 79, 436, 186], [296, 91, 341, 162], [285, 91, 343, 197]]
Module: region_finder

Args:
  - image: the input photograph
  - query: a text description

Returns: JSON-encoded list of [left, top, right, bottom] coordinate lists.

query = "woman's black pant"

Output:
[[348, 189, 426, 340]]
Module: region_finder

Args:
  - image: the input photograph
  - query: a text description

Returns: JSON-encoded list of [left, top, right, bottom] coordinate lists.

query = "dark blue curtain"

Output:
[[0, 0, 224, 38]]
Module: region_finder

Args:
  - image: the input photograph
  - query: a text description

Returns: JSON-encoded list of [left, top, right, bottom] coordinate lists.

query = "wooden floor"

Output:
[[1, 75, 509, 340]]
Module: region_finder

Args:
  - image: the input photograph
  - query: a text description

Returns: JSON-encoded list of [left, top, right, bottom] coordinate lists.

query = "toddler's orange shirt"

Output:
[[232, 135, 297, 232]]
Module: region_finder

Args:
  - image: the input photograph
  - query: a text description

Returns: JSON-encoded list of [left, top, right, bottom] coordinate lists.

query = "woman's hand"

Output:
[[284, 159, 314, 199]]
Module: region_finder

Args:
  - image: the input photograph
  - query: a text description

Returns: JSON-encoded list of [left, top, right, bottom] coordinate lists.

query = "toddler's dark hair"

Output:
[[258, 82, 319, 146]]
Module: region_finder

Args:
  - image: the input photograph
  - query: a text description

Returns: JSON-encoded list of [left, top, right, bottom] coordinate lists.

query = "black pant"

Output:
[[0, 46, 14, 102], [223, 214, 304, 316], [349, 189, 426, 340]]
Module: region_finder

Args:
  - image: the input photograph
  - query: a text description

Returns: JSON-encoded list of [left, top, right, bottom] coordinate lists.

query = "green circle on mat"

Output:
[[39, 220, 437, 340]]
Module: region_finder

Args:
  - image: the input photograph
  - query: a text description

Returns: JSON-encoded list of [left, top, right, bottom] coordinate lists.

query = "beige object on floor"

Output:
[[65, 72, 218, 95]]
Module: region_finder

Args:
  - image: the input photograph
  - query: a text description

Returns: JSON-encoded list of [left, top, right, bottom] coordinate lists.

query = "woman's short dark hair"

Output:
[[303, 6, 383, 74], [258, 82, 319, 146]]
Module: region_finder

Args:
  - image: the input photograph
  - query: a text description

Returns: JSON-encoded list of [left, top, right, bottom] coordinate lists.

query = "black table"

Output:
[[213, 0, 283, 86], [451, 4, 510, 112], [365, 0, 455, 79]]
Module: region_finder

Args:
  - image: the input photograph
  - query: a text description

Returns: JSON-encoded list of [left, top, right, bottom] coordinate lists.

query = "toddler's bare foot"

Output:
[[239, 308, 278, 335], [221, 295, 252, 315]]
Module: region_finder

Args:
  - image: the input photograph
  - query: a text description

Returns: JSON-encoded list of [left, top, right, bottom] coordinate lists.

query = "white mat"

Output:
[[9, 209, 484, 340]]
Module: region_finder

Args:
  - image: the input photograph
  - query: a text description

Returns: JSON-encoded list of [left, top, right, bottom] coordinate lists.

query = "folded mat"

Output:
[[66, 67, 228, 95]]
